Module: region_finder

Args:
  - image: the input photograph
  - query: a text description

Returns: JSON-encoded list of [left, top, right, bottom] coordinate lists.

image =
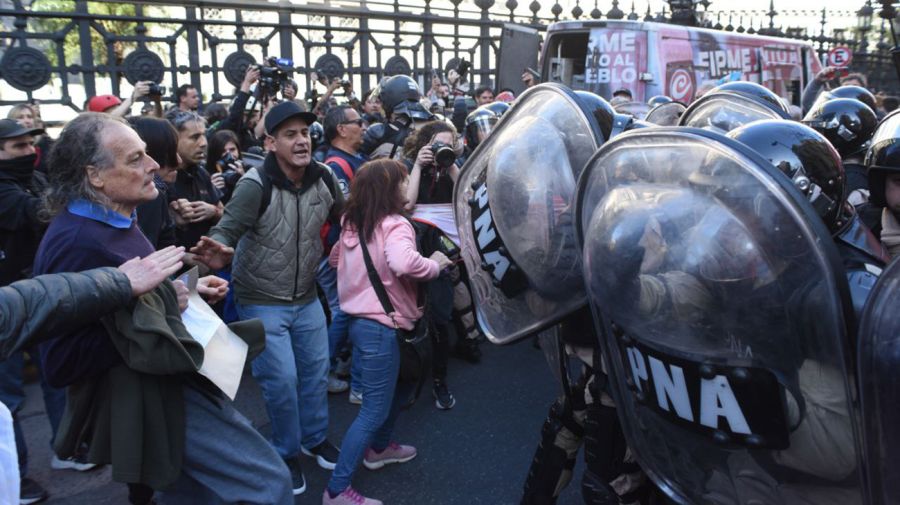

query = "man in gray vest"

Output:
[[192, 101, 344, 496]]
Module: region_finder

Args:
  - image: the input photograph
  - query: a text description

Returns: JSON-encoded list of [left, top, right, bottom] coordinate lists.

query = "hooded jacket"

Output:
[[331, 214, 439, 330]]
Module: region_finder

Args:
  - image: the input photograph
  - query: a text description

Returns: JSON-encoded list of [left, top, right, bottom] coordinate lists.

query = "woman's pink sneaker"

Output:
[[322, 486, 383, 505], [362, 442, 417, 470]]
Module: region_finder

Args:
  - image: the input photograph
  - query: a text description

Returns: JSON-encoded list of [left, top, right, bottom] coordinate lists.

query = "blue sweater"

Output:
[[32, 202, 155, 387]]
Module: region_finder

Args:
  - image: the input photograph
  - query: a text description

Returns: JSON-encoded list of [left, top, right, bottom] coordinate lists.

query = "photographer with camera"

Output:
[[313, 76, 344, 118], [400, 120, 481, 409], [88, 81, 164, 118], [207, 130, 245, 204], [213, 66, 264, 151]]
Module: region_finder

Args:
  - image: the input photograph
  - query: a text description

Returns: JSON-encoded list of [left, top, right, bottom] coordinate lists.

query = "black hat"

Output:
[[264, 102, 317, 135], [0, 119, 43, 140]]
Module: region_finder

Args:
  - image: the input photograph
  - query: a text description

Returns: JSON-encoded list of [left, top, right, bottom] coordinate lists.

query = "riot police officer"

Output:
[[360, 74, 434, 159], [679, 81, 790, 133], [453, 83, 648, 504], [576, 123, 867, 505], [802, 98, 878, 205], [863, 109, 900, 252], [727, 119, 888, 317]]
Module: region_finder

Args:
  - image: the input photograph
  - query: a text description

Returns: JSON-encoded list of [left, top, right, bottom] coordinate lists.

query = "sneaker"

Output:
[[284, 456, 306, 496], [454, 338, 482, 363], [301, 439, 340, 470], [432, 381, 456, 410], [51, 454, 98, 472], [348, 390, 363, 405], [20, 477, 48, 505], [327, 373, 349, 394], [362, 442, 417, 470], [334, 356, 352, 379], [322, 486, 383, 505]]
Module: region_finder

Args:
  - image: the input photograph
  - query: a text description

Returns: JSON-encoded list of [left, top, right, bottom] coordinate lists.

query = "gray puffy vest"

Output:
[[231, 167, 334, 303]]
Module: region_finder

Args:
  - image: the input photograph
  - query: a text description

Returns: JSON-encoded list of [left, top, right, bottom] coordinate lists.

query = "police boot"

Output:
[[521, 396, 586, 505]]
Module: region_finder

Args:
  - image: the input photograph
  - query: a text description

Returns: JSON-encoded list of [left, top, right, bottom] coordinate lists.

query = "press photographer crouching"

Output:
[[207, 130, 245, 203]]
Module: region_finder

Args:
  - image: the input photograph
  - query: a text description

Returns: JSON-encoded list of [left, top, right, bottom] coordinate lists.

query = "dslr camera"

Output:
[[147, 82, 166, 97], [430, 141, 457, 169], [218, 152, 242, 187], [257, 56, 294, 98]]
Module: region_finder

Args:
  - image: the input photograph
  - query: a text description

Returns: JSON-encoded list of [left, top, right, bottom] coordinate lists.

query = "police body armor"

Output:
[[574, 127, 864, 505]]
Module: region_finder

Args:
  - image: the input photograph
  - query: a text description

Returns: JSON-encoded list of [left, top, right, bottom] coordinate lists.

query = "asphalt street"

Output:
[[18, 337, 587, 504]]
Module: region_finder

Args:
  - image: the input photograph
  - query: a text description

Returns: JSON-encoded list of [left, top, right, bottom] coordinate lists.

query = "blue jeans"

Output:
[[0, 351, 66, 476], [327, 317, 404, 494], [316, 258, 361, 392], [236, 299, 330, 459]]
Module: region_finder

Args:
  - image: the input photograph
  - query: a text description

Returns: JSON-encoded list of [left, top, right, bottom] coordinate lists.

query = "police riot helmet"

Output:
[[827, 85, 878, 112], [727, 119, 848, 234], [679, 89, 790, 133], [802, 98, 877, 158], [714, 81, 790, 115], [647, 95, 673, 107], [377, 75, 421, 116], [645, 101, 687, 126], [865, 109, 900, 207], [574, 90, 628, 141], [464, 106, 499, 151], [309, 121, 324, 150], [483, 101, 510, 118]]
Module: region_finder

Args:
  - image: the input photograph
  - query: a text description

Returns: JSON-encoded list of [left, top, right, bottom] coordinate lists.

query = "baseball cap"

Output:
[[0, 118, 44, 140], [87, 95, 123, 113], [264, 101, 318, 135], [612, 88, 633, 98]]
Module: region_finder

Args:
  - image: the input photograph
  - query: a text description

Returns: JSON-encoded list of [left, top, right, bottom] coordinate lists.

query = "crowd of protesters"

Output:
[[4, 50, 896, 505], [0, 59, 538, 505]]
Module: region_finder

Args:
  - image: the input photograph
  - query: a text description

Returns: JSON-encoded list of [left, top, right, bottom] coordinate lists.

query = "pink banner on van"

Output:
[[584, 28, 648, 101]]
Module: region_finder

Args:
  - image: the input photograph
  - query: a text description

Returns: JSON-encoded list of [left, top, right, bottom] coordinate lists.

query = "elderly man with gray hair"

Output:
[[31, 112, 292, 505]]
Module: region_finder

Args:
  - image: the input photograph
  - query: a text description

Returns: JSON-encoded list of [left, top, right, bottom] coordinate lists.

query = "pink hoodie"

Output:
[[331, 214, 440, 330]]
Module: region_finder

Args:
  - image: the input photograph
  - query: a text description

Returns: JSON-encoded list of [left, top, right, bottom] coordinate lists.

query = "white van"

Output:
[[540, 20, 823, 105]]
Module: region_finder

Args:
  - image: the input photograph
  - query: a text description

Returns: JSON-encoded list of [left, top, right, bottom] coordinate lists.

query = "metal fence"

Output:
[[0, 0, 895, 112]]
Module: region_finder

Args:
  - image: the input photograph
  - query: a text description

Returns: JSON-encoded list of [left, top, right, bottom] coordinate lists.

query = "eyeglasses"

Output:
[[339, 118, 366, 127]]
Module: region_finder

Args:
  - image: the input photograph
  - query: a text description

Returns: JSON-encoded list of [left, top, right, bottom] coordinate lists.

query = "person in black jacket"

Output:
[[130, 117, 180, 249], [0, 247, 185, 360], [0, 118, 75, 503], [211, 66, 263, 151]]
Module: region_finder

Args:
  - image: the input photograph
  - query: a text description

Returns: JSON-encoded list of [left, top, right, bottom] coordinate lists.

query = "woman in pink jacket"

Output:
[[324, 159, 451, 505]]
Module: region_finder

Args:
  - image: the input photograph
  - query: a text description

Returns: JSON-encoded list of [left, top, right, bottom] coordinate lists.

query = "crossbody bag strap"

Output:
[[359, 238, 399, 328]]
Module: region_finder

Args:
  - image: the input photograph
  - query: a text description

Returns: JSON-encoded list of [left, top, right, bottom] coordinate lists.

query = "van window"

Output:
[[543, 32, 589, 90]]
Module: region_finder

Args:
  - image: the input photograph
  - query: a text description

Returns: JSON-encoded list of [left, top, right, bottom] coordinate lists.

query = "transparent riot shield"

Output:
[[645, 101, 687, 126], [614, 101, 651, 120], [454, 83, 611, 344], [858, 256, 900, 505], [574, 127, 863, 505], [679, 91, 790, 133]]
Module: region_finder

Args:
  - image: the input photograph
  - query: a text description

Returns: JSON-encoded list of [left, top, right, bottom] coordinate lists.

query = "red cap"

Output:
[[87, 95, 122, 113]]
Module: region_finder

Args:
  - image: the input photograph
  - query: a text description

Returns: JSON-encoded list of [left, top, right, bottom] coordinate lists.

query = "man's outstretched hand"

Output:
[[118, 246, 185, 297], [191, 236, 234, 270], [198, 275, 230, 304]]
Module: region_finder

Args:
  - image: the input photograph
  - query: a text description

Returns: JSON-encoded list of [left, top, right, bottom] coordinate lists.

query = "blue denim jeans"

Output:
[[327, 317, 404, 495], [0, 350, 66, 476], [236, 299, 330, 459], [316, 257, 361, 392]]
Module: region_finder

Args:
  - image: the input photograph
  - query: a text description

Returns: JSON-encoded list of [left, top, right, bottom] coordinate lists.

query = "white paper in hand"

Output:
[[178, 268, 248, 400]]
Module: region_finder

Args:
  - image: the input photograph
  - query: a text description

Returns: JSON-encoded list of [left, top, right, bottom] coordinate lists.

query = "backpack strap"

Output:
[[359, 237, 399, 328], [256, 165, 273, 218], [325, 156, 354, 182]]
